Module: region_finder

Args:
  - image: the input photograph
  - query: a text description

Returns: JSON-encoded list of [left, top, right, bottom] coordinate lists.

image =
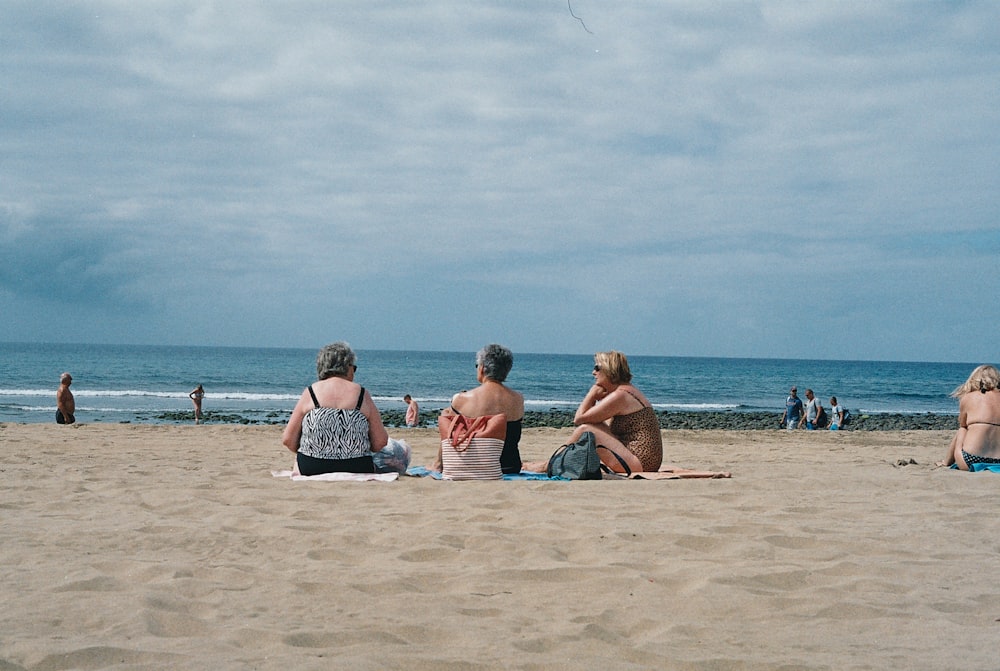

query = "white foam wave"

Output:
[[371, 396, 455, 405], [654, 403, 742, 411], [0, 388, 298, 401]]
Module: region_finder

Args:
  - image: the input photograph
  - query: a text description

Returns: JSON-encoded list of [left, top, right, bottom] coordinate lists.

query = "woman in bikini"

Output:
[[524, 351, 729, 477], [937, 364, 1000, 470], [189, 384, 204, 424]]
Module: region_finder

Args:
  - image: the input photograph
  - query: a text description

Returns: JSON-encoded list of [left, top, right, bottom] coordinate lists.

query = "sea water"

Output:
[[0, 342, 976, 424]]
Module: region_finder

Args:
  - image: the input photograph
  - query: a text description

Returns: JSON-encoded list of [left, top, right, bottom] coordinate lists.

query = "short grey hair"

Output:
[[316, 341, 356, 380], [476, 344, 513, 382]]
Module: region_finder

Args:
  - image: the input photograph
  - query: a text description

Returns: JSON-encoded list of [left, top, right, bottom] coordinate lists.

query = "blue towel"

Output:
[[504, 471, 565, 480], [405, 466, 444, 479], [948, 463, 1000, 473], [971, 462, 1000, 473]]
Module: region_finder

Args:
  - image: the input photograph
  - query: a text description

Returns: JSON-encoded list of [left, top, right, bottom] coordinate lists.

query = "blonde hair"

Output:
[[594, 350, 632, 385], [951, 364, 1000, 397]]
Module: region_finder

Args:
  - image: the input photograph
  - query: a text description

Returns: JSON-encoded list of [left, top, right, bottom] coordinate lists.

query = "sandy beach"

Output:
[[1, 422, 997, 670]]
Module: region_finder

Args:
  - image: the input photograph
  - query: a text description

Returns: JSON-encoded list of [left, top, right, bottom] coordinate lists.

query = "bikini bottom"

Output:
[[961, 450, 1000, 469]]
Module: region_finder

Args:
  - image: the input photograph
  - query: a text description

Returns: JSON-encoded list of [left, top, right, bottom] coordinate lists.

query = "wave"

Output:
[[655, 402, 742, 411], [0, 388, 299, 401], [4, 405, 202, 414], [371, 395, 457, 405], [1, 390, 956, 417], [369, 397, 744, 412]]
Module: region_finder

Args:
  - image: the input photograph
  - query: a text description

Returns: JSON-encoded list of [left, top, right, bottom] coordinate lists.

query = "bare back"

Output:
[[57, 384, 75, 416], [282, 376, 388, 453], [959, 389, 1000, 459], [451, 381, 524, 420]]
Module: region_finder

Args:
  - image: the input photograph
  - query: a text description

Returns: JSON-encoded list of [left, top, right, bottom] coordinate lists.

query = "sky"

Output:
[[2, 1, 998, 362]]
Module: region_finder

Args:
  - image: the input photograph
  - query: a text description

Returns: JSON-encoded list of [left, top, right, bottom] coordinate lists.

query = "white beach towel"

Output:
[[271, 470, 399, 482]]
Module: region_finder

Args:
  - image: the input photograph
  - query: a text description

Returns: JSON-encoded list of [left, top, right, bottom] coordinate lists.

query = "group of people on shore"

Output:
[[279, 342, 727, 479], [780, 387, 850, 431], [55, 346, 1000, 477]]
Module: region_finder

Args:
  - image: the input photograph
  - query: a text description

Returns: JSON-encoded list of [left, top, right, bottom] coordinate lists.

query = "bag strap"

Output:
[[308, 385, 320, 408], [595, 445, 634, 477], [546, 444, 570, 474], [450, 415, 490, 452]]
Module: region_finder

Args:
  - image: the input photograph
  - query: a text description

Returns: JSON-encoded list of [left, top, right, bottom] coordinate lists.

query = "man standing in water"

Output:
[[56, 372, 76, 424]]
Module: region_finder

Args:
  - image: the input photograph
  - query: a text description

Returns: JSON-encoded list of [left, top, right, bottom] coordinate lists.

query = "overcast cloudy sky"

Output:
[[2, 2, 998, 362]]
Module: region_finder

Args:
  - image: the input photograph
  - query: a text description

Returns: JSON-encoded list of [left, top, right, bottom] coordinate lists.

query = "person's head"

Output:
[[805, 389, 814, 400], [593, 351, 632, 385], [476, 344, 514, 382], [60, 372, 72, 386], [403, 394, 412, 403], [316, 341, 357, 380], [830, 396, 838, 405], [789, 386, 798, 397], [951, 364, 1000, 398]]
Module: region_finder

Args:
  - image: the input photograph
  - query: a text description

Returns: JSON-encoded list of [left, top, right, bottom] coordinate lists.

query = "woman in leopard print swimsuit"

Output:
[[566, 350, 662, 472], [523, 351, 730, 478]]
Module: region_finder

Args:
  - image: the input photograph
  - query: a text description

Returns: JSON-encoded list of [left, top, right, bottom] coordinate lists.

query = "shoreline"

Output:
[[134, 408, 958, 431]]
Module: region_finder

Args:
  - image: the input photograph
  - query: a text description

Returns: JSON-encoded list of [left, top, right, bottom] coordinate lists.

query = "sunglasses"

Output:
[[593, 365, 601, 372]]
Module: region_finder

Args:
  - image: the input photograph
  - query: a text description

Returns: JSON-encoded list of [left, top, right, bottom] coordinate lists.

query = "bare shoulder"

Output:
[[963, 389, 1000, 419], [617, 384, 650, 407], [507, 386, 525, 415]]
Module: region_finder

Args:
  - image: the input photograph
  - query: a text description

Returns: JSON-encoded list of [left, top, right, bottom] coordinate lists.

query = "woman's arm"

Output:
[[281, 392, 309, 453], [363, 390, 389, 451], [939, 406, 968, 467], [573, 385, 627, 425]]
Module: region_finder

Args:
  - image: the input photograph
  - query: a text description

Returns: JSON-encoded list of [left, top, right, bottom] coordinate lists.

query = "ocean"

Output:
[[0, 342, 975, 425]]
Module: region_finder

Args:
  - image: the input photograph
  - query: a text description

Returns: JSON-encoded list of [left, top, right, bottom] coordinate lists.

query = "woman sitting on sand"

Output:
[[432, 344, 525, 474], [937, 364, 1000, 470], [561, 350, 662, 473], [283, 342, 408, 475], [524, 351, 729, 478]]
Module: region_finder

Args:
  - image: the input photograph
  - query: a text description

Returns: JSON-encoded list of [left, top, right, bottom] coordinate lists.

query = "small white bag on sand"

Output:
[[372, 437, 412, 474]]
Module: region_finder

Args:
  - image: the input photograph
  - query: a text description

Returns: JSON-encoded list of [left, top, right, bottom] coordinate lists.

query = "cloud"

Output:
[[1, 2, 998, 360]]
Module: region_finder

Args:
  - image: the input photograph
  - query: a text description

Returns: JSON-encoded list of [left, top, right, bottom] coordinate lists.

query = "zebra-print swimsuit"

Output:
[[297, 386, 374, 475]]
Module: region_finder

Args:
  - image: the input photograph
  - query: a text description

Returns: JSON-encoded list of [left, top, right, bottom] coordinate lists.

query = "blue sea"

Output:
[[0, 342, 974, 425]]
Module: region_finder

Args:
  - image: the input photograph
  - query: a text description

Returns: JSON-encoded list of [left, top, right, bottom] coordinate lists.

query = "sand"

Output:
[[1, 422, 997, 670]]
